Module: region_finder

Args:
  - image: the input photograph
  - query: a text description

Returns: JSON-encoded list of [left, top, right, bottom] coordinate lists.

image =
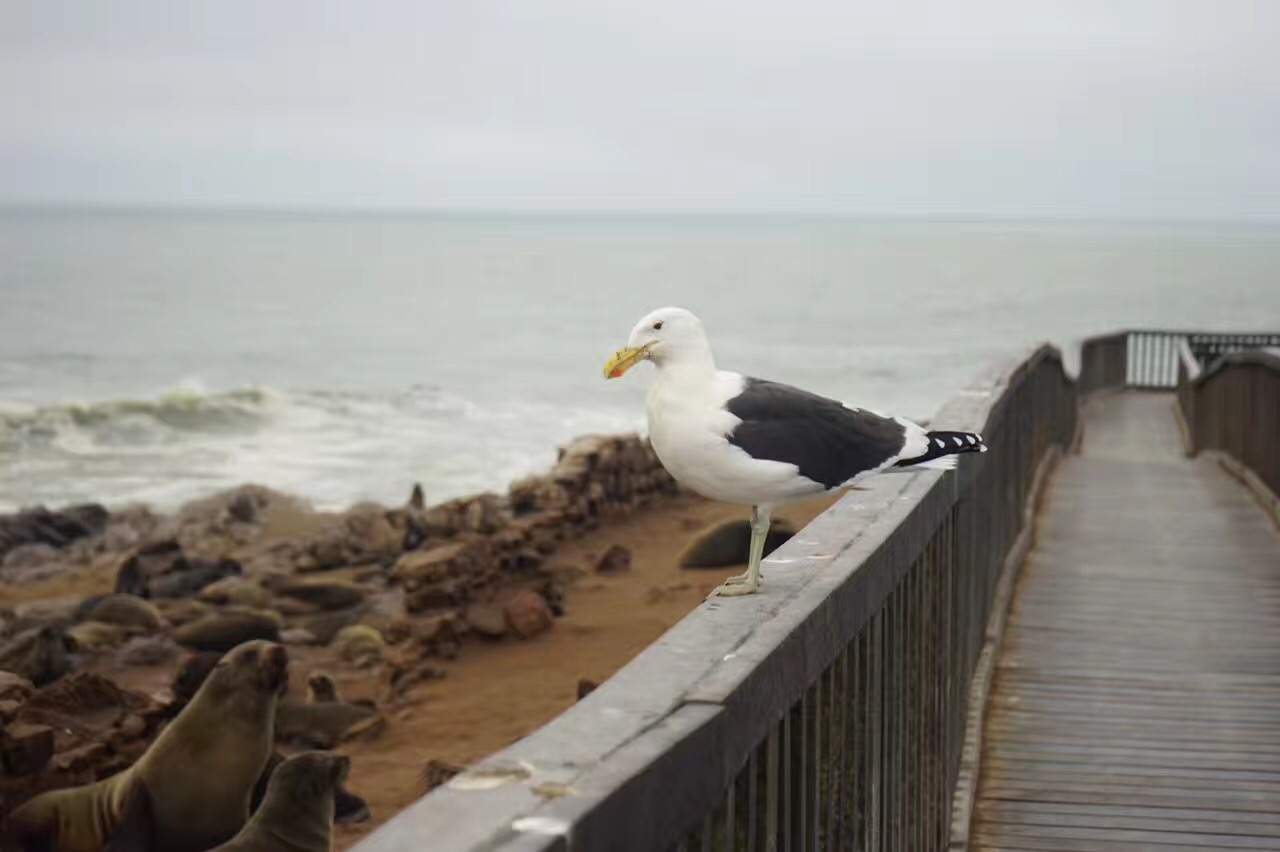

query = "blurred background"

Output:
[[3, 0, 1279, 513]]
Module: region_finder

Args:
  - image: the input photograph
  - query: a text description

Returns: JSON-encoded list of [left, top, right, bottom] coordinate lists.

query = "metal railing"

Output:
[[1177, 346, 1280, 499], [355, 346, 1077, 852], [1079, 329, 1280, 392]]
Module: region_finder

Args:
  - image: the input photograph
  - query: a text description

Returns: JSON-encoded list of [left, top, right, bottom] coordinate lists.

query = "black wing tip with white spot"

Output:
[[894, 430, 987, 468]]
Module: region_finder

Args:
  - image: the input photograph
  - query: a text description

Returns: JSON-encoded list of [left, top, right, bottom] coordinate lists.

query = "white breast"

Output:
[[644, 369, 823, 505]]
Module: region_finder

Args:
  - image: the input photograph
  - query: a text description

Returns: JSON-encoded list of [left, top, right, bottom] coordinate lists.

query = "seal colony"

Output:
[[605, 306, 987, 596], [0, 641, 348, 852]]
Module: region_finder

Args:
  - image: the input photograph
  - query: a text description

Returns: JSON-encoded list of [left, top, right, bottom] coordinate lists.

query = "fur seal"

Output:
[[250, 751, 369, 827], [174, 609, 282, 652], [305, 672, 338, 704], [212, 751, 348, 852], [275, 695, 381, 749], [3, 640, 288, 852]]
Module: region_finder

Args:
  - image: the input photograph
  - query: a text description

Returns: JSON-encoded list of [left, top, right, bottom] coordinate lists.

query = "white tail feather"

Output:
[[903, 455, 958, 471]]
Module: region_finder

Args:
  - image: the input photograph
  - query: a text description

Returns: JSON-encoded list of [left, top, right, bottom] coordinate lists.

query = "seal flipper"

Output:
[[102, 781, 156, 852]]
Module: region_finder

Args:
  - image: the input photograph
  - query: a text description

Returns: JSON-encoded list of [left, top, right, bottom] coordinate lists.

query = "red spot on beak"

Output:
[[610, 369, 623, 378]]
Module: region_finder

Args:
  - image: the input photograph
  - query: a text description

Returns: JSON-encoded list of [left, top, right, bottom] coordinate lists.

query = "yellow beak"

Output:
[[603, 344, 651, 379]]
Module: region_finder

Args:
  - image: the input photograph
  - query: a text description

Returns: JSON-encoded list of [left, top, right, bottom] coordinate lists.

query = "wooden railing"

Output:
[[355, 346, 1077, 852], [1177, 346, 1280, 499], [1079, 329, 1280, 393]]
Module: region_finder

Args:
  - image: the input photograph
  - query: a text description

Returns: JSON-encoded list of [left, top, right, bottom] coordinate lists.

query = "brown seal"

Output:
[[212, 751, 349, 852], [3, 640, 288, 852], [305, 672, 338, 704], [250, 751, 369, 827]]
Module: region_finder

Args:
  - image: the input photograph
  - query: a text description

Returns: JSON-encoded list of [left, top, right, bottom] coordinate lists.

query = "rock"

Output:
[[199, 576, 272, 608], [18, 671, 159, 742], [576, 678, 599, 700], [66, 620, 129, 652], [423, 759, 464, 792], [677, 518, 797, 569], [388, 660, 446, 698], [331, 625, 385, 663], [465, 605, 508, 640], [595, 544, 632, 575], [463, 494, 504, 534], [0, 671, 36, 702], [173, 609, 282, 652], [393, 540, 475, 587], [226, 490, 258, 524], [273, 578, 366, 611], [149, 557, 241, 599], [408, 483, 426, 511], [84, 594, 162, 631], [0, 626, 71, 686], [503, 591, 554, 639], [50, 741, 108, 774], [280, 627, 319, 646], [116, 635, 181, 667], [0, 722, 55, 775], [0, 503, 108, 562]]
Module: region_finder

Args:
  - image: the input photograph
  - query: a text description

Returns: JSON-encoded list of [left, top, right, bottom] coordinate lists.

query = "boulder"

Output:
[[423, 758, 464, 792], [676, 519, 797, 569], [18, 671, 160, 742], [595, 544, 632, 575], [465, 605, 508, 640], [0, 671, 36, 703], [0, 722, 55, 776], [504, 591, 554, 640]]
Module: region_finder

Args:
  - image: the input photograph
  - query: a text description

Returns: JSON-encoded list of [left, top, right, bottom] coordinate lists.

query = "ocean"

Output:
[[2, 212, 1278, 514]]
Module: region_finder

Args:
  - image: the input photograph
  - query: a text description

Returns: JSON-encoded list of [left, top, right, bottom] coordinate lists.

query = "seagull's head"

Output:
[[604, 307, 711, 379]]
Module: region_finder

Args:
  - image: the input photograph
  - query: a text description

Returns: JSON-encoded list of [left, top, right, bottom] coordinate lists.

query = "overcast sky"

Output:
[[2, 1, 1278, 219]]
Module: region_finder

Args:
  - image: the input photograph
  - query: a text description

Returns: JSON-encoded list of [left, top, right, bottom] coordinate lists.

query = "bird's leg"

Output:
[[710, 506, 770, 597]]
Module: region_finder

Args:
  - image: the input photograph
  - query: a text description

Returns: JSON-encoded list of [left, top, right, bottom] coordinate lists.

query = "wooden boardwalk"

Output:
[[973, 392, 1280, 851]]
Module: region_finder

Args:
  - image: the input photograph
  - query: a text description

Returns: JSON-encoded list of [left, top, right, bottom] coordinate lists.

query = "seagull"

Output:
[[604, 306, 986, 597]]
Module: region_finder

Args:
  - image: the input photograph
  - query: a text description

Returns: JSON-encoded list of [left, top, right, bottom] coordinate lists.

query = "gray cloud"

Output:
[[3, 0, 1278, 218]]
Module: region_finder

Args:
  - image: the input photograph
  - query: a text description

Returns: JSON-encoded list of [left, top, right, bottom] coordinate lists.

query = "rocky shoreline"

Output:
[[0, 432, 684, 827]]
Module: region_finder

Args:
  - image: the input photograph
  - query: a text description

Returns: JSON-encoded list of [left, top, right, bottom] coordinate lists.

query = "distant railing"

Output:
[[1177, 346, 1280, 499], [1080, 329, 1280, 393], [355, 347, 1077, 852]]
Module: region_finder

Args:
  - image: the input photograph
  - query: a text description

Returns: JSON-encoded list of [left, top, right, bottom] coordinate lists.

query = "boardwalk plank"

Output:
[[972, 392, 1280, 849]]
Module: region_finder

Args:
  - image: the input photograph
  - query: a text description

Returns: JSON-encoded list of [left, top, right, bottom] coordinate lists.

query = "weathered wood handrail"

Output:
[[1079, 328, 1280, 393], [1177, 346, 1280, 500], [355, 346, 1077, 852]]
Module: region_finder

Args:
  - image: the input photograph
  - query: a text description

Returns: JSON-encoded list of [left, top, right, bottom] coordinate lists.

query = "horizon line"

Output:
[[1, 203, 1279, 228]]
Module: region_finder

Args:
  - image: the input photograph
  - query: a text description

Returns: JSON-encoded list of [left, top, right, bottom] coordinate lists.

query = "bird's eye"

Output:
[[653, 321, 664, 330]]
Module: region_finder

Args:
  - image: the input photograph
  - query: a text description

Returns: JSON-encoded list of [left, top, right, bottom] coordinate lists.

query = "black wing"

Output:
[[724, 378, 906, 489]]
